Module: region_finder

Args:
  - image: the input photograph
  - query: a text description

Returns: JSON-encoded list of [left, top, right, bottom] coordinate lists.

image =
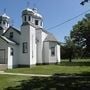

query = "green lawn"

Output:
[[5, 59, 90, 75], [0, 75, 30, 90], [0, 59, 90, 90], [0, 74, 90, 90]]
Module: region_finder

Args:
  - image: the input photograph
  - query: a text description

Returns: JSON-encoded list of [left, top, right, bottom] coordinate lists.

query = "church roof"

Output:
[[23, 8, 33, 12], [44, 33, 57, 42], [9, 26, 21, 34], [3, 26, 21, 35], [44, 33, 61, 44], [36, 28, 60, 44], [33, 8, 42, 18], [22, 8, 42, 19], [0, 36, 16, 45]]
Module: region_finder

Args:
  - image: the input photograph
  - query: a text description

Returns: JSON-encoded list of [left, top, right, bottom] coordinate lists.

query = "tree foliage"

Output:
[[61, 14, 90, 60], [61, 36, 77, 62], [70, 14, 90, 58]]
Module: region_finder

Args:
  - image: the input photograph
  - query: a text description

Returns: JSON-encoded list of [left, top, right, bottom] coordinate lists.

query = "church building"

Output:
[[0, 7, 61, 69]]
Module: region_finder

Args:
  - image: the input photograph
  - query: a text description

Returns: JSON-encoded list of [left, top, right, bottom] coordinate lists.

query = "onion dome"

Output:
[[22, 8, 42, 19], [32, 8, 42, 19], [22, 8, 34, 16], [2, 13, 10, 19]]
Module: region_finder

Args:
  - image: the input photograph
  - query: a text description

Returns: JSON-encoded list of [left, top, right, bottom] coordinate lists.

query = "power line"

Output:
[[46, 9, 90, 30]]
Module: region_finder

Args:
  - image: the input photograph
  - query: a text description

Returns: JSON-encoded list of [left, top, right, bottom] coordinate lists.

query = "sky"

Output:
[[0, 0, 90, 42]]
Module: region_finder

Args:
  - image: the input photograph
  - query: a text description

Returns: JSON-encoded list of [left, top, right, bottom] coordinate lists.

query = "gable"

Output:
[[3, 26, 21, 35], [3, 26, 20, 43]]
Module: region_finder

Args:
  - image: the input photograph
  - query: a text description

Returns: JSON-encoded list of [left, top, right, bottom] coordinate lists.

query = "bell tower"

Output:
[[21, 7, 43, 28], [0, 10, 10, 34]]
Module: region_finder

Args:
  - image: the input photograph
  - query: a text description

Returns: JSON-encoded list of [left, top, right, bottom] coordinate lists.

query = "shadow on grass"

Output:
[[5, 72, 90, 90], [60, 61, 90, 66]]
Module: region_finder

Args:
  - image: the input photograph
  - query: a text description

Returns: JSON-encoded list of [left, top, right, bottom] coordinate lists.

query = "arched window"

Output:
[[28, 16, 31, 21], [3, 21, 6, 25], [35, 20, 39, 25], [24, 16, 27, 22], [51, 47, 55, 56]]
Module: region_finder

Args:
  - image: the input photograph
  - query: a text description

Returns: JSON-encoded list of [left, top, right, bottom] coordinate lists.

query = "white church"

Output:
[[0, 7, 61, 69]]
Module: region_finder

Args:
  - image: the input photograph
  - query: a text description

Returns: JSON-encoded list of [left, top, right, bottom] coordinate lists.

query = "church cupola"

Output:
[[33, 8, 43, 28], [0, 13, 10, 34], [22, 8, 33, 23], [22, 8, 43, 28]]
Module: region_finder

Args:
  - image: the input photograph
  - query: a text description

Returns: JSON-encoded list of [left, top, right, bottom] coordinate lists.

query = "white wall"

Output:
[[36, 28, 47, 64], [57, 44, 61, 63], [30, 26, 37, 65], [0, 37, 19, 69], [43, 42, 49, 63], [20, 25, 36, 66], [49, 42, 57, 63], [20, 25, 30, 65], [36, 29, 42, 64], [43, 41, 60, 64], [7, 47, 13, 69], [10, 44, 19, 67], [42, 31, 47, 63], [42, 31, 47, 42], [8, 44, 19, 69]]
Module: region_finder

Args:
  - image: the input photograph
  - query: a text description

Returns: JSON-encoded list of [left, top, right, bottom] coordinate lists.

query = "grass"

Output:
[[5, 75, 90, 90], [0, 59, 90, 90], [5, 59, 90, 75], [0, 75, 30, 90]]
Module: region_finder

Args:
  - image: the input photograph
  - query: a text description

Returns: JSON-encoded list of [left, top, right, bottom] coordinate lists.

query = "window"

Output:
[[10, 32, 13, 38], [28, 16, 31, 21], [10, 48, 14, 56], [3, 21, 6, 24], [51, 47, 55, 56], [24, 16, 27, 22], [22, 42, 28, 53], [35, 20, 39, 25]]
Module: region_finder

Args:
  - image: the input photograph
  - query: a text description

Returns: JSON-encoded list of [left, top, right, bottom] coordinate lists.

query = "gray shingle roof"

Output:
[[44, 33, 57, 42], [37, 28, 60, 44], [3, 26, 21, 35]]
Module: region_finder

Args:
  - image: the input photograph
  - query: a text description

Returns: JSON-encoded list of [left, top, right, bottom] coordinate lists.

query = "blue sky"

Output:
[[0, 0, 90, 42]]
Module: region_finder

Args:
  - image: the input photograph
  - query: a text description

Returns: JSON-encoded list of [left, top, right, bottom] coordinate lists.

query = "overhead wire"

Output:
[[31, 0, 90, 31], [46, 9, 90, 30]]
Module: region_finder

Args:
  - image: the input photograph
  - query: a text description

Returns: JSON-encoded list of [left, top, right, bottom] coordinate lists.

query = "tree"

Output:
[[70, 14, 90, 58], [64, 36, 76, 62]]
